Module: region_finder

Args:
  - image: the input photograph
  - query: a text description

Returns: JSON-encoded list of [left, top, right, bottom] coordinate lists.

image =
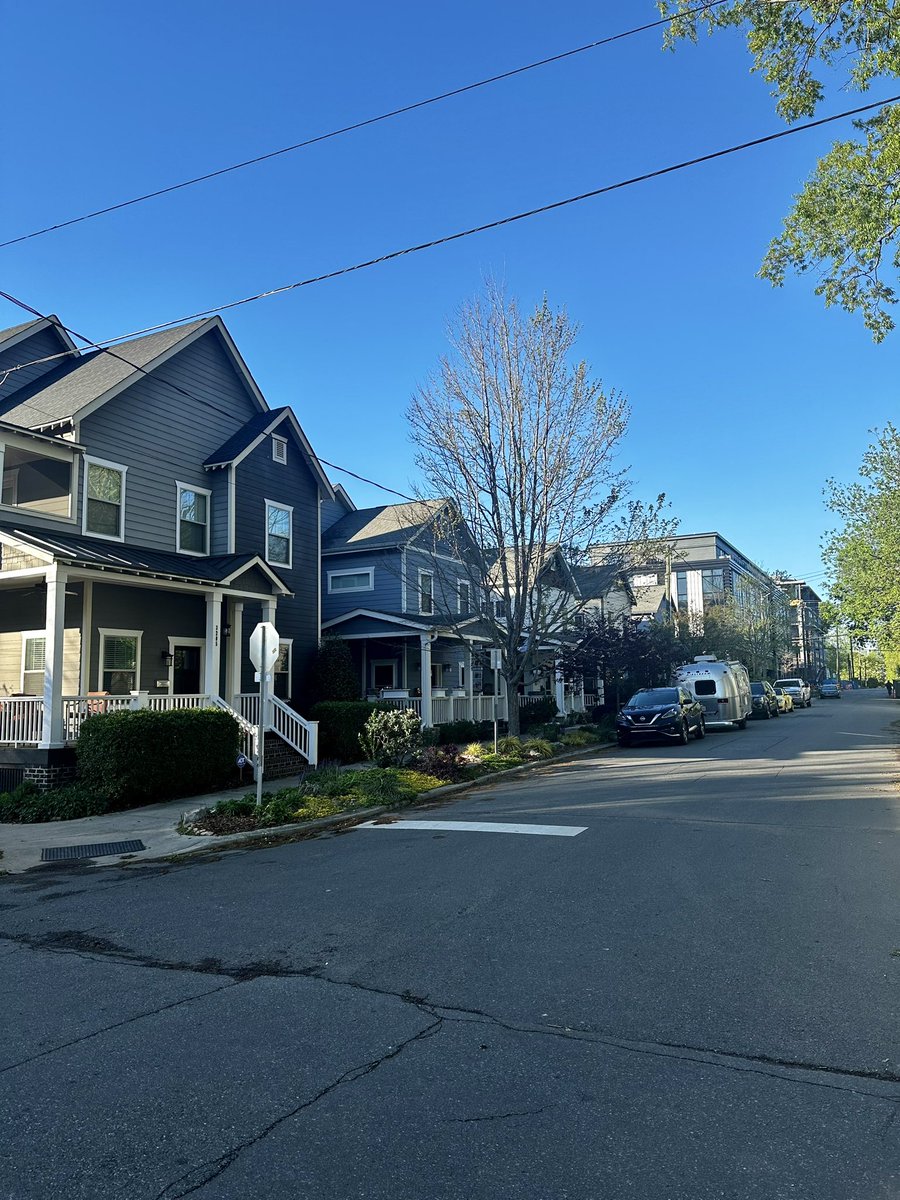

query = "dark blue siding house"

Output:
[[0, 312, 331, 785]]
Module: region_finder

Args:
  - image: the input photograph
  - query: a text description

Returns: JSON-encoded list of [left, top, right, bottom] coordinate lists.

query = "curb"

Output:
[[168, 741, 618, 862]]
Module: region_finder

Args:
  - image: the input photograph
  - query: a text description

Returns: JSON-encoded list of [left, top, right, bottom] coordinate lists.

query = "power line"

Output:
[[3, 91, 898, 380], [0, 0, 727, 253], [0, 290, 417, 503]]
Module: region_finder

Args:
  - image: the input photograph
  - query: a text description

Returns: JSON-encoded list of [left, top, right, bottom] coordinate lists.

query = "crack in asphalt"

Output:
[[450, 1106, 547, 1123], [151, 1013, 443, 1199], [3, 926, 899, 1115]]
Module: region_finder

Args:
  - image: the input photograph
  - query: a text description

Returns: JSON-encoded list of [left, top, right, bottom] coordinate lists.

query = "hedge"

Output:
[[309, 701, 394, 762], [76, 707, 241, 804]]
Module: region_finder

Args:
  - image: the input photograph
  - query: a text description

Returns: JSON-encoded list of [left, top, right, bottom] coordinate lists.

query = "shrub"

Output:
[[496, 735, 526, 758], [520, 738, 554, 759], [866, 677, 881, 688], [394, 768, 445, 794], [479, 753, 526, 771], [436, 719, 491, 746], [414, 743, 465, 781], [76, 707, 240, 804], [463, 741, 485, 760], [0, 780, 115, 823], [311, 638, 361, 701], [559, 729, 598, 748], [519, 696, 559, 727], [359, 708, 423, 766], [309, 701, 393, 762]]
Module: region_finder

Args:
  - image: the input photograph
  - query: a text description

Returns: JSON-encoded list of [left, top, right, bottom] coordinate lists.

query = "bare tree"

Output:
[[407, 281, 672, 733]]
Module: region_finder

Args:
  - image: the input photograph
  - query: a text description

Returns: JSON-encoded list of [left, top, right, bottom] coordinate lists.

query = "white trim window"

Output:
[[266, 500, 293, 568], [99, 628, 142, 694], [272, 435, 288, 464], [21, 632, 46, 696], [327, 567, 374, 594], [458, 579, 471, 614], [84, 458, 126, 540], [176, 482, 211, 555], [274, 639, 292, 699], [419, 570, 434, 615]]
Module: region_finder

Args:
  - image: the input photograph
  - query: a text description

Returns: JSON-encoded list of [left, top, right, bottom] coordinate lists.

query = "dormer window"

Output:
[[272, 436, 287, 464]]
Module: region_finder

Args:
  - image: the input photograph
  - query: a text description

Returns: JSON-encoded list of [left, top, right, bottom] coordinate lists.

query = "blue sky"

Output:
[[3, 0, 895, 590]]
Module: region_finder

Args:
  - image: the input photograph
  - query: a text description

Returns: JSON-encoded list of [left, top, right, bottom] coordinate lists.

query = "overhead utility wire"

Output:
[[0, 290, 417, 502], [90, 93, 900, 345], [2, 91, 898, 380], [0, 0, 727, 251]]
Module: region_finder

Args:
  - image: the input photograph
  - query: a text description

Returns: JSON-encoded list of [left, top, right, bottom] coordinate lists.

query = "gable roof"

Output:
[[489, 544, 580, 595], [0, 315, 79, 357], [321, 499, 447, 553], [571, 563, 632, 601], [203, 406, 334, 498], [0, 319, 214, 430]]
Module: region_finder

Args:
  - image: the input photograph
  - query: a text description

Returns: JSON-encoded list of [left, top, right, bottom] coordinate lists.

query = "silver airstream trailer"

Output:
[[674, 655, 752, 729]]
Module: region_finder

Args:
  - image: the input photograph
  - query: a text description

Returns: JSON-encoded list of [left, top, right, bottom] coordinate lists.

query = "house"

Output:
[[319, 494, 502, 726], [0, 312, 332, 786]]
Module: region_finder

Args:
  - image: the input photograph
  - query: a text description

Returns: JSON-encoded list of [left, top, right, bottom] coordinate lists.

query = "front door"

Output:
[[172, 645, 202, 694]]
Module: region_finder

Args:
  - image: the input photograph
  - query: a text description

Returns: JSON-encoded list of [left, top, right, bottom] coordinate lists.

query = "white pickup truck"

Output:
[[774, 677, 812, 708]]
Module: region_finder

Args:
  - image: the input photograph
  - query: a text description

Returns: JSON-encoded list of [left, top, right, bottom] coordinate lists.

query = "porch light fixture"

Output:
[[161, 650, 174, 666], [222, 623, 232, 639]]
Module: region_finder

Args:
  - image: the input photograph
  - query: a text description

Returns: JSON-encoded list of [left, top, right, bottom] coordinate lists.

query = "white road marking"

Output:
[[837, 732, 892, 739], [359, 819, 586, 837]]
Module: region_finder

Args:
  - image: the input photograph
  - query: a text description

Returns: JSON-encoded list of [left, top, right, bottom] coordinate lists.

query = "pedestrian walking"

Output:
[[886, 680, 894, 698]]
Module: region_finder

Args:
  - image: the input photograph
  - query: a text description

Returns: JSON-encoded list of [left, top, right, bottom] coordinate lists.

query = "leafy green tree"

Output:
[[823, 423, 900, 648], [659, 1, 900, 339]]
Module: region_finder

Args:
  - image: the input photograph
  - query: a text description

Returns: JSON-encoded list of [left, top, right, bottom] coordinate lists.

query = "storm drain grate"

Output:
[[41, 840, 146, 862]]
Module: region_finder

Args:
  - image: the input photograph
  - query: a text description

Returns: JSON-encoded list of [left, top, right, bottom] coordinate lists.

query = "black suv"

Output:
[[617, 687, 706, 747], [750, 680, 780, 719]]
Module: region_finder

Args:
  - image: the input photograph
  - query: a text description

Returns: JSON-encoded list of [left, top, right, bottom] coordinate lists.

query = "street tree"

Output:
[[659, 0, 900, 340], [407, 281, 673, 733], [823, 422, 900, 649]]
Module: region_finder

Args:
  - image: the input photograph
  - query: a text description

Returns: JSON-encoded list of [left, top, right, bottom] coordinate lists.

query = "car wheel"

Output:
[[807, 699, 812, 707], [695, 716, 706, 740], [736, 717, 747, 729], [678, 720, 689, 745]]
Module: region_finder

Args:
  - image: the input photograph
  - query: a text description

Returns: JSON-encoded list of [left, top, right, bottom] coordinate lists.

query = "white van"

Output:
[[674, 655, 752, 729]]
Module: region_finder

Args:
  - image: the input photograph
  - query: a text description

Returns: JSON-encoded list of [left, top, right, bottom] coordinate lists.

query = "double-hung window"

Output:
[[274, 640, 292, 699], [84, 459, 126, 539], [419, 571, 434, 615], [266, 501, 292, 567], [22, 634, 46, 695], [99, 629, 141, 694], [458, 580, 471, 614], [177, 483, 210, 555]]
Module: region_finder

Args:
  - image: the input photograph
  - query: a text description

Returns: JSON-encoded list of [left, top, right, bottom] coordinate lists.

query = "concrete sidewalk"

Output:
[[0, 775, 311, 875]]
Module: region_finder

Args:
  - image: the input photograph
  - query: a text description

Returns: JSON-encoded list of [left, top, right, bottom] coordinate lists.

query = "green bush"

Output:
[[519, 696, 559, 727], [559, 729, 598, 748], [866, 677, 881, 688], [311, 638, 361, 701], [437, 719, 492, 746], [359, 708, 423, 766], [76, 707, 240, 805], [309, 701, 393, 762], [496, 735, 526, 758], [0, 780, 112, 823], [521, 738, 555, 758]]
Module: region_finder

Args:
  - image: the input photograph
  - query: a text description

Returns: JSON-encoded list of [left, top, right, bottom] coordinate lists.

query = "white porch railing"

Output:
[[235, 693, 318, 767], [148, 693, 210, 712], [376, 694, 508, 724], [62, 694, 136, 742], [209, 695, 258, 770], [0, 696, 44, 744]]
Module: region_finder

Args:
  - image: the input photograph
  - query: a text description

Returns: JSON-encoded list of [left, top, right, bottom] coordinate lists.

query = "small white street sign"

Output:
[[249, 622, 280, 672]]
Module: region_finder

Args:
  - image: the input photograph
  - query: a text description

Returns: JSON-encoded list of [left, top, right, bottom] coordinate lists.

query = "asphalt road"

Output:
[[1, 690, 898, 1199]]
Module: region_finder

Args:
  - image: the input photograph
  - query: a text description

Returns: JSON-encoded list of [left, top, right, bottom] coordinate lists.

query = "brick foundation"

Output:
[[0, 747, 78, 793], [262, 732, 310, 779], [23, 763, 78, 791]]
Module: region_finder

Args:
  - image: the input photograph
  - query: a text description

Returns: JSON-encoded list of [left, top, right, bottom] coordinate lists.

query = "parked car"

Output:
[[750, 681, 780, 719], [617, 687, 706, 746], [819, 679, 842, 698], [773, 677, 812, 708], [773, 686, 794, 714]]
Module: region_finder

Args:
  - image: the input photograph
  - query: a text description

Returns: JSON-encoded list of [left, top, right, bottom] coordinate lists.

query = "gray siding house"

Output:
[[0, 313, 332, 785], [320, 495, 501, 726]]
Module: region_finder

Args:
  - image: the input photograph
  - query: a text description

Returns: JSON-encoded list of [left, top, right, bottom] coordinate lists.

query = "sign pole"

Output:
[[256, 625, 268, 807]]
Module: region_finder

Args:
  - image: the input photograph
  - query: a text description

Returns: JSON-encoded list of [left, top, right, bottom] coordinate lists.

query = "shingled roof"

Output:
[[0, 319, 212, 429], [321, 499, 447, 553]]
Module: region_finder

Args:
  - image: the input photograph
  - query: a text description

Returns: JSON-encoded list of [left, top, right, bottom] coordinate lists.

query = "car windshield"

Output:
[[775, 680, 800, 688], [750, 683, 764, 695], [626, 688, 679, 708]]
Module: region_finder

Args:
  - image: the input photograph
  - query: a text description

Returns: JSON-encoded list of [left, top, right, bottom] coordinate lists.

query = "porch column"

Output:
[[228, 601, 244, 704], [464, 641, 474, 717], [40, 565, 67, 747], [420, 634, 433, 727], [203, 590, 223, 698], [263, 598, 277, 625], [554, 657, 566, 717]]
